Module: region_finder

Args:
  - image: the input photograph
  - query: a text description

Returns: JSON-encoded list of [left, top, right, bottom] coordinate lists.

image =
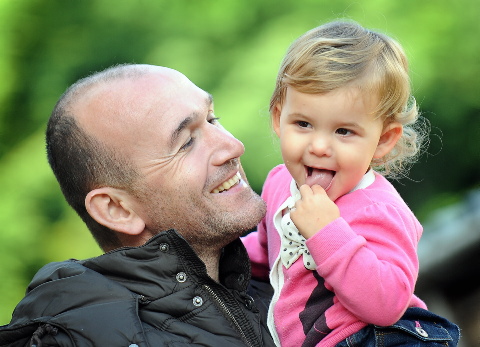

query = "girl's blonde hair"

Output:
[[270, 20, 428, 178]]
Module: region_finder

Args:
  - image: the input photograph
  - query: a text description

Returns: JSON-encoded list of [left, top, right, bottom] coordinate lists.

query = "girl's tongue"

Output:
[[305, 167, 334, 190]]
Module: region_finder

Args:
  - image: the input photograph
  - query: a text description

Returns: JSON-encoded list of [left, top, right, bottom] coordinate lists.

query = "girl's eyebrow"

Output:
[[341, 122, 362, 128], [287, 112, 308, 118]]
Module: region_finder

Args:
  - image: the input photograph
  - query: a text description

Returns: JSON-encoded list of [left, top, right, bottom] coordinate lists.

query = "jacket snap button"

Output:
[[237, 274, 245, 284], [159, 243, 169, 252], [176, 272, 187, 283], [415, 327, 428, 338], [193, 296, 203, 307], [244, 295, 254, 310], [138, 295, 149, 304]]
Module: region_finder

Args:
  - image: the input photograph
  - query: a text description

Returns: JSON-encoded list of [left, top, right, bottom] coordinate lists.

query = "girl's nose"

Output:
[[309, 136, 332, 157]]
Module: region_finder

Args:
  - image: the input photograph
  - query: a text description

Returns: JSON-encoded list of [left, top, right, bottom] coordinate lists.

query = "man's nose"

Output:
[[309, 135, 332, 157], [210, 124, 245, 165]]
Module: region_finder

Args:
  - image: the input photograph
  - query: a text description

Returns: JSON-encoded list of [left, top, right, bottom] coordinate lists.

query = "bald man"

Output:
[[0, 64, 275, 347]]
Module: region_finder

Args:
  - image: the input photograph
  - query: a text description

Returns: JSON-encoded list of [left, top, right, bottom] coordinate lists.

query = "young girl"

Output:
[[242, 20, 460, 347]]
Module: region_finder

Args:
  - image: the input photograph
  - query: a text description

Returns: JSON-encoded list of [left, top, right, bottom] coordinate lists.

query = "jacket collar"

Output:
[[81, 229, 251, 296]]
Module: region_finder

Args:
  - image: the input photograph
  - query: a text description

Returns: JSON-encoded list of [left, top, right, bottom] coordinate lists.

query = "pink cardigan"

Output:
[[243, 164, 427, 347]]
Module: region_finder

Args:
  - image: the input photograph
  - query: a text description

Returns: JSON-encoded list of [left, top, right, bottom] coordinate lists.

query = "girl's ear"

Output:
[[85, 187, 145, 236], [272, 104, 282, 138], [374, 122, 403, 159]]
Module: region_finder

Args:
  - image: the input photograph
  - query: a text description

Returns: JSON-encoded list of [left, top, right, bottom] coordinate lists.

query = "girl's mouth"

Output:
[[305, 166, 335, 190]]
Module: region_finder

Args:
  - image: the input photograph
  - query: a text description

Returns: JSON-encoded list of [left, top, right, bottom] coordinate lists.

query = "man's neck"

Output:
[[195, 248, 221, 282], [203, 256, 221, 282]]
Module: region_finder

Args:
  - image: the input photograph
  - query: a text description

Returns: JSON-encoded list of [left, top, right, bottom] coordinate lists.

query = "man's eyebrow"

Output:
[[205, 93, 213, 107], [170, 115, 195, 150], [169, 93, 214, 149]]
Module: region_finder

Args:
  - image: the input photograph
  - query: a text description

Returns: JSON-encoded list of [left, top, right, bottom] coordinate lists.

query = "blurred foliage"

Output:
[[0, 0, 478, 323]]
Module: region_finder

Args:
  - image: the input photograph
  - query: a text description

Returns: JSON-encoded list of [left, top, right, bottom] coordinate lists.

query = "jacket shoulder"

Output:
[[27, 260, 87, 290], [0, 260, 143, 347]]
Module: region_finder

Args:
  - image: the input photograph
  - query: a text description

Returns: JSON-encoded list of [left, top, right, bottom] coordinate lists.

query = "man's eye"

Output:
[[180, 137, 195, 150], [208, 117, 220, 124]]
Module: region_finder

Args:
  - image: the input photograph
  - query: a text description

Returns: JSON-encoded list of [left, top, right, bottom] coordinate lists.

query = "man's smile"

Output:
[[211, 172, 241, 193]]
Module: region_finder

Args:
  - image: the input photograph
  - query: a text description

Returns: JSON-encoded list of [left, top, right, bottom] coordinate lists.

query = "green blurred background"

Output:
[[0, 0, 479, 339]]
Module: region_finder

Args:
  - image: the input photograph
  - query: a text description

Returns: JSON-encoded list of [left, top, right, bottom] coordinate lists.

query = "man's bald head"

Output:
[[46, 64, 155, 249]]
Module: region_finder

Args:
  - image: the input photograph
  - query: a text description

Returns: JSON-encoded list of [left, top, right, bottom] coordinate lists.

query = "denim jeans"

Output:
[[335, 307, 460, 347]]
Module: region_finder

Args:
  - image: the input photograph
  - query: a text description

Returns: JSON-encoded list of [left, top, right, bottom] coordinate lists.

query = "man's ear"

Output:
[[272, 104, 282, 138], [374, 122, 403, 159], [85, 187, 145, 236]]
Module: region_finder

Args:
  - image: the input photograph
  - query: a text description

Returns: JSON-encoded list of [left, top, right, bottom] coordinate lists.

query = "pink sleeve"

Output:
[[306, 202, 421, 326]]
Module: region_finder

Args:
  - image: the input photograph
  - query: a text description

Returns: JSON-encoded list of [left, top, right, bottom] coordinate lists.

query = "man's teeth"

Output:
[[212, 172, 241, 193]]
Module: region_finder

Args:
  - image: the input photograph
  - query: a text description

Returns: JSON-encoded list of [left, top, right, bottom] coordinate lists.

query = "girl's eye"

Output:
[[297, 121, 311, 128], [336, 128, 352, 136]]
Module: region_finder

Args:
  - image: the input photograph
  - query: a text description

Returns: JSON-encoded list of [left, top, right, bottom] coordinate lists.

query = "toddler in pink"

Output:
[[243, 20, 459, 347]]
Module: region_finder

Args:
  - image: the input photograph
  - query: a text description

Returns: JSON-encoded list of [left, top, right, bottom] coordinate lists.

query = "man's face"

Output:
[[81, 67, 265, 250]]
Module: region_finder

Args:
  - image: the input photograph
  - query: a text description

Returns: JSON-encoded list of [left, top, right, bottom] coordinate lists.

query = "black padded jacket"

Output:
[[0, 229, 275, 347]]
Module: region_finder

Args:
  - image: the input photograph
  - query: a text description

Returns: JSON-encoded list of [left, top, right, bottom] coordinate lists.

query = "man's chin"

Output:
[[240, 194, 266, 231], [216, 196, 265, 237]]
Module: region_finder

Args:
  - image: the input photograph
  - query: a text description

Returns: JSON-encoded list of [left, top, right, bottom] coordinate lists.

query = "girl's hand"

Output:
[[290, 184, 340, 239]]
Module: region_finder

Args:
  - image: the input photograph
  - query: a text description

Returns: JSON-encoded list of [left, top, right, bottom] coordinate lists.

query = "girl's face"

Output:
[[273, 86, 401, 202]]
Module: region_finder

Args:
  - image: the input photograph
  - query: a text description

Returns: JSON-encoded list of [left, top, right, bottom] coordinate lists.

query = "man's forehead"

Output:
[[76, 70, 192, 117], [113, 70, 213, 110], [75, 69, 213, 146]]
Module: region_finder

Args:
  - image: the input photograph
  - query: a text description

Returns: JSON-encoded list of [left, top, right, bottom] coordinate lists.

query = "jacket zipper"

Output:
[[203, 285, 256, 347]]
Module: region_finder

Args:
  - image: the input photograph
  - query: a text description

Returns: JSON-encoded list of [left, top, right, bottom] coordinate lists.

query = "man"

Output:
[[0, 64, 274, 346]]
